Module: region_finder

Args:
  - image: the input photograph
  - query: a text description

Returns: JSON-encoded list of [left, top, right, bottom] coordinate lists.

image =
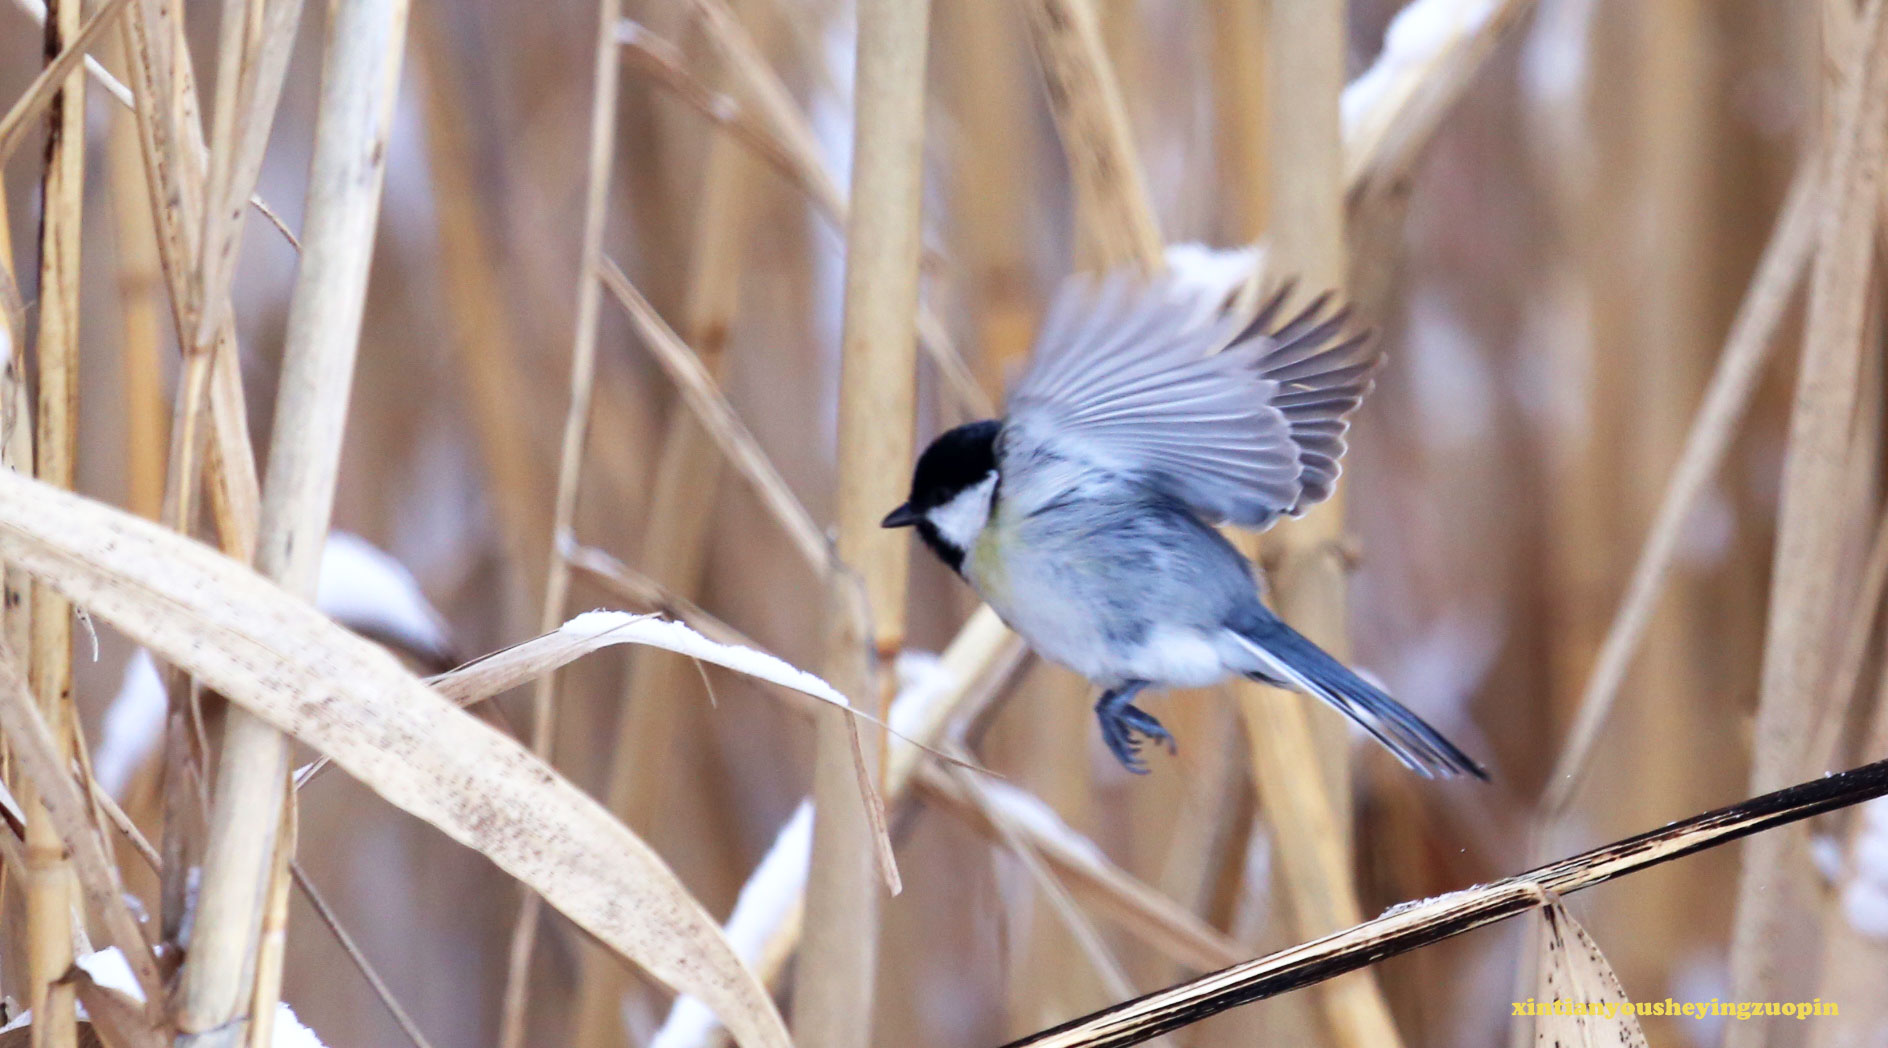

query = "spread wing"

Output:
[[1000, 270, 1380, 529]]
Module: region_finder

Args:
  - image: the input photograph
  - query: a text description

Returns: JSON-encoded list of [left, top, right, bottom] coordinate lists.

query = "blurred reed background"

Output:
[[1, 0, 1882, 1046]]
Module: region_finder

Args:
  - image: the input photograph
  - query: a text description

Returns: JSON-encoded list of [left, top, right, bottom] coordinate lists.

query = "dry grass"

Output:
[[0, 2, 1879, 1048]]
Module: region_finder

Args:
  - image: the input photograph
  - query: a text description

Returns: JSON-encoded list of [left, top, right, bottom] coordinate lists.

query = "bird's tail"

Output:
[[1228, 614, 1487, 780]]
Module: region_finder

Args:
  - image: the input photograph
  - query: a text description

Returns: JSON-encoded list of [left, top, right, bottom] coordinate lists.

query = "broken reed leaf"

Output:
[[1531, 898, 1648, 1048], [0, 469, 792, 1048]]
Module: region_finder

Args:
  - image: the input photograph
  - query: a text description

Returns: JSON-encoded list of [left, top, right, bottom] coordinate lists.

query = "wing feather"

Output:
[[1001, 271, 1382, 528]]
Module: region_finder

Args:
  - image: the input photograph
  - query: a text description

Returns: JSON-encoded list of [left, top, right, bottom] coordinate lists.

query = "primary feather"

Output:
[[1002, 271, 1381, 529]]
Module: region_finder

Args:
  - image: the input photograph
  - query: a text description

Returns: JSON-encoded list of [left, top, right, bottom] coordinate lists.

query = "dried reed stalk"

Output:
[[0, 193, 25, 674], [1207, 2, 1267, 242], [192, 0, 307, 355], [1004, 756, 1888, 1048], [105, 16, 266, 946], [23, 1, 89, 1040], [496, 0, 621, 1037], [177, 0, 411, 1034], [1727, 2, 1888, 1035], [569, 12, 771, 1038], [796, 0, 933, 1044], [684, 0, 991, 419], [183, 4, 306, 1026], [102, 33, 170, 523], [0, 647, 163, 1013], [244, 801, 293, 1048], [117, 0, 263, 557], [1019, 0, 1160, 270], [1229, 4, 1402, 1047]]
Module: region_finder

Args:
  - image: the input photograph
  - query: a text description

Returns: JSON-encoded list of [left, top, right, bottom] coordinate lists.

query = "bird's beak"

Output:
[[881, 503, 918, 528]]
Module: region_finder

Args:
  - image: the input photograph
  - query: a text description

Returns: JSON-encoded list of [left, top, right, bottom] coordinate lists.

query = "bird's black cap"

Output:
[[884, 419, 1001, 525]]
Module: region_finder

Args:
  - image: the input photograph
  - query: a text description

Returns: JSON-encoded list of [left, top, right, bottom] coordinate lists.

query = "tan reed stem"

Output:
[[176, 0, 411, 1034], [568, 9, 771, 1041], [23, 0, 88, 1040], [1727, 2, 1888, 1037], [495, 0, 621, 1039], [794, 0, 933, 1044]]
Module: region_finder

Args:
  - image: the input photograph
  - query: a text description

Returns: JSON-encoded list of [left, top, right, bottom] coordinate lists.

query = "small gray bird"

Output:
[[883, 272, 1485, 778]]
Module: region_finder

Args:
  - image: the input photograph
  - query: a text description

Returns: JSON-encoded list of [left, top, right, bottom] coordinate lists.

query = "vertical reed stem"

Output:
[[0, 195, 28, 669], [1727, 2, 1888, 1037], [496, 0, 621, 1039], [1236, 4, 1404, 1048], [569, 10, 771, 1044], [177, 0, 412, 1035], [795, 1, 931, 1045], [103, 33, 170, 523], [23, 0, 86, 1044]]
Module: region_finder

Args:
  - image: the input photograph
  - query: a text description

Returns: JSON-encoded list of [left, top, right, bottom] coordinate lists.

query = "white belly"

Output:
[[1114, 625, 1233, 688], [968, 537, 1234, 688]]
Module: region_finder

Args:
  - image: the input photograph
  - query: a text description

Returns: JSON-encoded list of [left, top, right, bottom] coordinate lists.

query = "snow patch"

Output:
[[1163, 242, 1263, 322], [96, 648, 164, 797], [1844, 798, 1888, 938], [650, 803, 813, 1048], [1343, 0, 1502, 135], [75, 947, 143, 1002], [316, 531, 453, 662]]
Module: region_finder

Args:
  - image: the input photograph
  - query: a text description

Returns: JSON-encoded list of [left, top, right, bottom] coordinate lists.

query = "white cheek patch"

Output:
[[927, 472, 998, 552]]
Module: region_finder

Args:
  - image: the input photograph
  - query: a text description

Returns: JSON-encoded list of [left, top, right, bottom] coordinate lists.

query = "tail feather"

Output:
[[1230, 616, 1487, 780]]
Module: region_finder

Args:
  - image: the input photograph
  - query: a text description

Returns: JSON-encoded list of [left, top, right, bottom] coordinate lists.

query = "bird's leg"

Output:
[[1094, 681, 1174, 774]]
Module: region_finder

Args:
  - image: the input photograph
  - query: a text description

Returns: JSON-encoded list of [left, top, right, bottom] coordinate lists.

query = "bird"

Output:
[[882, 270, 1486, 779]]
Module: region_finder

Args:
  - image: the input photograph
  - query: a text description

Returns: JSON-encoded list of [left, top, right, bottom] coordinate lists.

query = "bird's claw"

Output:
[[1097, 702, 1175, 774]]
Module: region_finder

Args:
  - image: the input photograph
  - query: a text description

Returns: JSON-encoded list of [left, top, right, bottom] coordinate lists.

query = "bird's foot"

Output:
[[1095, 684, 1174, 774]]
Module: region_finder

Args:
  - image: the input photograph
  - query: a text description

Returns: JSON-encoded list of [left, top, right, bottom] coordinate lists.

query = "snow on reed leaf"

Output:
[[428, 609, 853, 712]]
